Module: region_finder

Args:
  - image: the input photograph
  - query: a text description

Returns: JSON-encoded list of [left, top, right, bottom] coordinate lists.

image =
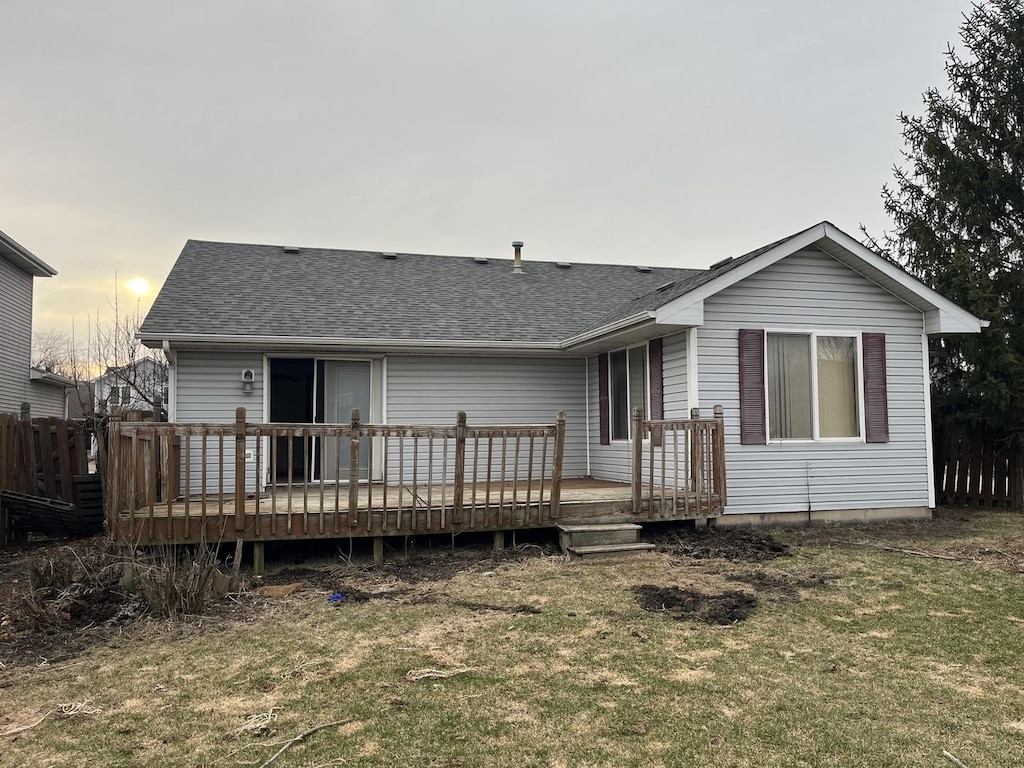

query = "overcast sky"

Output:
[[1, 0, 972, 335]]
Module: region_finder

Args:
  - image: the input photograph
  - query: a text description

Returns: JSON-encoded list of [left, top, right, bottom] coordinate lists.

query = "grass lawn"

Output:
[[1, 509, 1023, 767]]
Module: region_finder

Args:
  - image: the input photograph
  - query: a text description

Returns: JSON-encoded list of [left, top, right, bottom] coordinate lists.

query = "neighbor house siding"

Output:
[[0, 256, 35, 414], [386, 355, 588, 480], [698, 249, 929, 515], [27, 381, 66, 418], [587, 331, 687, 482]]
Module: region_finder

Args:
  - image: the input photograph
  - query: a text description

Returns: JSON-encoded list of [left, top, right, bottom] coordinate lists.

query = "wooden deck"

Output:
[[106, 407, 726, 553], [111, 478, 722, 545]]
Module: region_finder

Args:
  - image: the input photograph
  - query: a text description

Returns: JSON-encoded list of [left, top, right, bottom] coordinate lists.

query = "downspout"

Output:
[[163, 340, 176, 422]]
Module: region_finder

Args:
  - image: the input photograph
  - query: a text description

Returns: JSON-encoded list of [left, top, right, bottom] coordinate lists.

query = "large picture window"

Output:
[[609, 344, 648, 440], [766, 332, 860, 441]]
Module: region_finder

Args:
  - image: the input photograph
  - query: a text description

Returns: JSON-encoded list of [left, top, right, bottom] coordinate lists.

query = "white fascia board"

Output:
[[821, 223, 987, 334], [139, 332, 565, 354], [654, 299, 704, 327], [0, 230, 58, 277], [30, 368, 74, 386], [559, 312, 656, 349]]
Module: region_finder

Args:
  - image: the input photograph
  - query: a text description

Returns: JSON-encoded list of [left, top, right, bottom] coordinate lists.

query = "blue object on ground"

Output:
[[328, 592, 346, 604]]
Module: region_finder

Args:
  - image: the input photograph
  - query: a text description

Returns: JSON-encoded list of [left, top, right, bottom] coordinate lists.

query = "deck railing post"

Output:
[[550, 411, 566, 518], [631, 406, 643, 514], [348, 408, 361, 527], [689, 407, 701, 494], [714, 404, 727, 508], [106, 406, 122, 538], [234, 407, 246, 532], [453, 411, 467, 523]]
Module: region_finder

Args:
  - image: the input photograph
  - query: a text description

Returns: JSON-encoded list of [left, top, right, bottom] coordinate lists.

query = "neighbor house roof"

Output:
[[140, 222, 986, 352], [0, 229, 57, 277]]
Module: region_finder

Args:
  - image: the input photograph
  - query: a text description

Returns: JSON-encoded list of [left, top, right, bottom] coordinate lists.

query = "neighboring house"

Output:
[[0, 229, 70, 418], [92, 357, 168, 415], [138, 221, 985, 525]]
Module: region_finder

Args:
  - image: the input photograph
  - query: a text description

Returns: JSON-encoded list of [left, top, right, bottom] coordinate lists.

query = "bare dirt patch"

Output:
[[632, 584, 758, 625], [650, 527, 790, 562], [724, 569, 832, 601]]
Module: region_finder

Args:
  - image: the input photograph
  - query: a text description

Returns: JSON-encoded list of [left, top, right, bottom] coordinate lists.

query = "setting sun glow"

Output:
[[126, 277, 151, 296]]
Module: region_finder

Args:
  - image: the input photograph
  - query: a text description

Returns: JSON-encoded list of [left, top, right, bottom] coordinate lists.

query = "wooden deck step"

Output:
[[558, 523, 642, 550], [565, 542, 657, 559]]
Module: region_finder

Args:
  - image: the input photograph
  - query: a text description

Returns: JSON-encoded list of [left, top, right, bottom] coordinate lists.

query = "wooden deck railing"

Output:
[[631, 406, 726, 517], [106, 407, 567, 540]]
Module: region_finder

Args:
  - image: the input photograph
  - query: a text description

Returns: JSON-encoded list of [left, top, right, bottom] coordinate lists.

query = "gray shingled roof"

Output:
[[140, 241, 705, 344], [576, 223, 821, 334]]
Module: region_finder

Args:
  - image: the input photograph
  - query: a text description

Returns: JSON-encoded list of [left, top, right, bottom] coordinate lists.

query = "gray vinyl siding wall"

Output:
[[27, 381, 66, 418], [587, 332, 687, 482], [173, 352, 587, 491], [699, 250, 929, 515], [175, 351, 265, 493], [386, 356, 588, 480], [0, 257, 35, 414]]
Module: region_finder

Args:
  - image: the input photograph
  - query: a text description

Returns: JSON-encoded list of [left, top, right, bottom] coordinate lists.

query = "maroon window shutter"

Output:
[[648, 338, 664, 446], [863, 333, 889, 443], [598, 353, 610, 445], [738, 329, 766, 445]]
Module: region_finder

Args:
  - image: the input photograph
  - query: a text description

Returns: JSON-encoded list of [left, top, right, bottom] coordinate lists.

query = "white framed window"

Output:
[[765, 331, 863, 442], [609, 343, 648, 440]]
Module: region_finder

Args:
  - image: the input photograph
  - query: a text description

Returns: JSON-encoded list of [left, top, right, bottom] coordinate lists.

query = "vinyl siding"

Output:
[[175, 351, 265, 493], [0, 257, 35, 414], [588, 332, 687, 482], [698, 249, 929, 514], [27, 381, 66, 418], [173, 351, 588, 490], [386, 355, 588, 481]]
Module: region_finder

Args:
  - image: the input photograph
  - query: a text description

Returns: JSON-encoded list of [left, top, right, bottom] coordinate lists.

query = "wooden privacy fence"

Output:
[[106, 407, 567, 540], [933, 421, 1024, 508], [632, 406, 726, 517], [1, 404, 91, 544]]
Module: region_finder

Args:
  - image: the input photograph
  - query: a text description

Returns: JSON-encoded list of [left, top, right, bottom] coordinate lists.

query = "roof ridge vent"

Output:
[[709, 255, 734, 270], [556, 262, 571, 269], [635, 265, 652, 273], [381, 252, 398, 260], [473, 257, 489, 265], [282, 246, 301, 253]]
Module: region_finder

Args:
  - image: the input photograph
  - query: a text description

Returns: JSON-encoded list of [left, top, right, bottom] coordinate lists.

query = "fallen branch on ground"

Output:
[[405, 667, 475, 681], [453, 600, 541, 614], [943, 749, 968, 767], [257, 719, 351, 768]]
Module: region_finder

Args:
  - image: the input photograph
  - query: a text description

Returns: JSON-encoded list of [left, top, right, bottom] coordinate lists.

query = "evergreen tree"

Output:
[[879, 0, 1024, 440]]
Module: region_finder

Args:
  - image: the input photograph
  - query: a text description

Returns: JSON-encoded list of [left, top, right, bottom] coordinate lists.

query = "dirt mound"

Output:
[[632, 584, 758, 625], [653, 528, 790, 562]]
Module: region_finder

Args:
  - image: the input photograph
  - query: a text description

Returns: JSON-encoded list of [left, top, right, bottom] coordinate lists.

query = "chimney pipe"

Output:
[[512, 241, 524, 274]]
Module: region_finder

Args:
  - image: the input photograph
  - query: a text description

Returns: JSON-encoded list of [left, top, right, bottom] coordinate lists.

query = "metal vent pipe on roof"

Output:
[[512, 241, 524, 274]]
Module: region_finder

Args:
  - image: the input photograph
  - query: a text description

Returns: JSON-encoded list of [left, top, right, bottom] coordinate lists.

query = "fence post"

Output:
[[234, 407, 246, 532], [631, 406, 644, 515], [453, 411, 467, 523], [106, 406, 122, 538], [348, 408, 361, 527], [18, 402, 34, 496], [713, 404, 727, 509], [550, 411, 566, 518]]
